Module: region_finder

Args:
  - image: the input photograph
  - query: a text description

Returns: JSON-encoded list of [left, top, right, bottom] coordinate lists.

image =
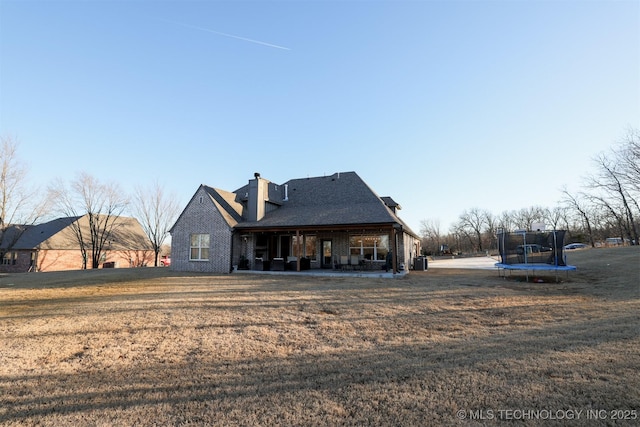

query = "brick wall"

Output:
[[37, 249, 155, 271], [0, 248, 155, 273], [170, 187, 233, 273], [0, 251, 32, 273], [38, 250, 85, 271]]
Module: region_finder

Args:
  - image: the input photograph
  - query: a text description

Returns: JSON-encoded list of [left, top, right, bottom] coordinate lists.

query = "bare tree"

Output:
[[456, 208, 487, 252], [418, 129, 640, 249], [0, 136, 50, 252], [616, 128, 640, 195], [49, 172, 128, 269], [131, 181, 180, 266], [497, 210, 517, 233], [513, 206, 546, 231], [419, 219, 443, 255], [587, 149, 639, 245], [562, 188, 596, 247], [483, 210, 498, 251], [543, 206, 567, 231]]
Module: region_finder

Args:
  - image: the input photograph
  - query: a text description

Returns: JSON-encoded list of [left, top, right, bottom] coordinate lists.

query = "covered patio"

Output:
[[234, 224, 410, 275]]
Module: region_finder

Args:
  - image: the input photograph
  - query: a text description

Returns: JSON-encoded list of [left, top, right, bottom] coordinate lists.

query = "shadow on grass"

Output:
[[1, 313, 638, 425]]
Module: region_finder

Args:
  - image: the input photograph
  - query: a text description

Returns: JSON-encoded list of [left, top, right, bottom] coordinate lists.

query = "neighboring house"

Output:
[[170, 172, 421, 274], [0, 215, 154, 273]]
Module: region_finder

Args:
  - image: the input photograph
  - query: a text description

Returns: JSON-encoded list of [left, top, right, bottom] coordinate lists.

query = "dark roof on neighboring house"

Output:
[[1, 217, 79, 250], [234, 172, 418, 236], [3, 215, 153, 251]]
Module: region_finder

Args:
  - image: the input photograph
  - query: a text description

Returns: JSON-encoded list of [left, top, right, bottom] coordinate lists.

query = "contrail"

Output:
[[162, 19, 291, 51]]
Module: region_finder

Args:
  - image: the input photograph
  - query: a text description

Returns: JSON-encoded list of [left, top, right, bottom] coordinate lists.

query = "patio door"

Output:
[[321, 240, 332, 268]]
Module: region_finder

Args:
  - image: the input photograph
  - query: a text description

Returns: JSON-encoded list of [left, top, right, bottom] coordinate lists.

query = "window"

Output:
[[190, 234, 210, 260], [292, 235, 302, 258], [291, 235, 317, 260], [349, 234, 389, 261], [305, 235, 317, 261], [2, 251, 16, 265]]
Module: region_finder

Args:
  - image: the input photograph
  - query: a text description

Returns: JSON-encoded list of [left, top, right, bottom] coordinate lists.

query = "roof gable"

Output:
[[203, 186, 244, 227], [170, 185, 245, 233]]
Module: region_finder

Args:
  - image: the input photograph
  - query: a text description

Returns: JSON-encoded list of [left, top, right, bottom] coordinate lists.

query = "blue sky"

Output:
[[1, 0, 638, 233]]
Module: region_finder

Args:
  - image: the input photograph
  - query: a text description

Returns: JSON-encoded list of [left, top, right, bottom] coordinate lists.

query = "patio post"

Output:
[[391, 226, 397, 273], [296, 229, 301, 272]]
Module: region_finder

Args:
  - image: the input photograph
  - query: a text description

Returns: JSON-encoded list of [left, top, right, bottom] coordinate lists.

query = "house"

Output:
[[170, 172, 421, 274], [0, 215, 154, 273]]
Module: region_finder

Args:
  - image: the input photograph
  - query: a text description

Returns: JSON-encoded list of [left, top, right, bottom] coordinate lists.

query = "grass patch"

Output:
[[1, 247, 638, 425]]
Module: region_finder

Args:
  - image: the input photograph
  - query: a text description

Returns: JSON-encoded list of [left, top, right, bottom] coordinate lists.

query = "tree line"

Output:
[[0, 136, 181, 268], [421, 129, 640, 255], [4, 130, 638, 264]]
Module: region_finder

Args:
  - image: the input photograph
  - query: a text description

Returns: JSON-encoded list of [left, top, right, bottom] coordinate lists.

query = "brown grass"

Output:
[[1, 247, 638, 426]]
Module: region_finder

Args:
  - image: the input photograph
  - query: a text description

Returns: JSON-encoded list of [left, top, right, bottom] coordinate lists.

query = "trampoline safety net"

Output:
[[497, 231, 567, 267]]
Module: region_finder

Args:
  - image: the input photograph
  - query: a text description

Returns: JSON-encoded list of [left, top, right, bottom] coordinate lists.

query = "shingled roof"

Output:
[[4, 215, 153, 250], [1, 217, 79, 250], [233, 172, 417, 236], [202, 186, 244, 227]]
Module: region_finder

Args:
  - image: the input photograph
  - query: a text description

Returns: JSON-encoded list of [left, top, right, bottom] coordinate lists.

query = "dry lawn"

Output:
[[1, 247, 638, 426]]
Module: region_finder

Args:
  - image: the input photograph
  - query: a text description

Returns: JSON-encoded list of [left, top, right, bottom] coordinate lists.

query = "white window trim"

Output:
[[190, 233, 210, 261]]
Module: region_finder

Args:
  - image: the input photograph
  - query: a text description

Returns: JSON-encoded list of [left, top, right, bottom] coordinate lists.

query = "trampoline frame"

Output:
[[496, 230, 577, 282], [495, 262, 577, 282]]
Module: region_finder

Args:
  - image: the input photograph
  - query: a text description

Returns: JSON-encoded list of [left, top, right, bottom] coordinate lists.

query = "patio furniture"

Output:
[[271, 258, 285, 271]]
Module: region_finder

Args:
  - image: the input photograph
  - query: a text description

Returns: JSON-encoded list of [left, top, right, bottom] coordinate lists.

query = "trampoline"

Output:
[[495, 230, 577, 282]]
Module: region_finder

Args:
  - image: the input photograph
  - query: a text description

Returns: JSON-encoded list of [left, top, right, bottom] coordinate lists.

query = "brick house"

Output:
[[170, 172, 420, 274], [0, 215, 154, 273]]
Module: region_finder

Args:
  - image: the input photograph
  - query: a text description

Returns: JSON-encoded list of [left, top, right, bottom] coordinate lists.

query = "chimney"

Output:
[[247, 173, 267, 222], [284, 184, 289, 201]]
